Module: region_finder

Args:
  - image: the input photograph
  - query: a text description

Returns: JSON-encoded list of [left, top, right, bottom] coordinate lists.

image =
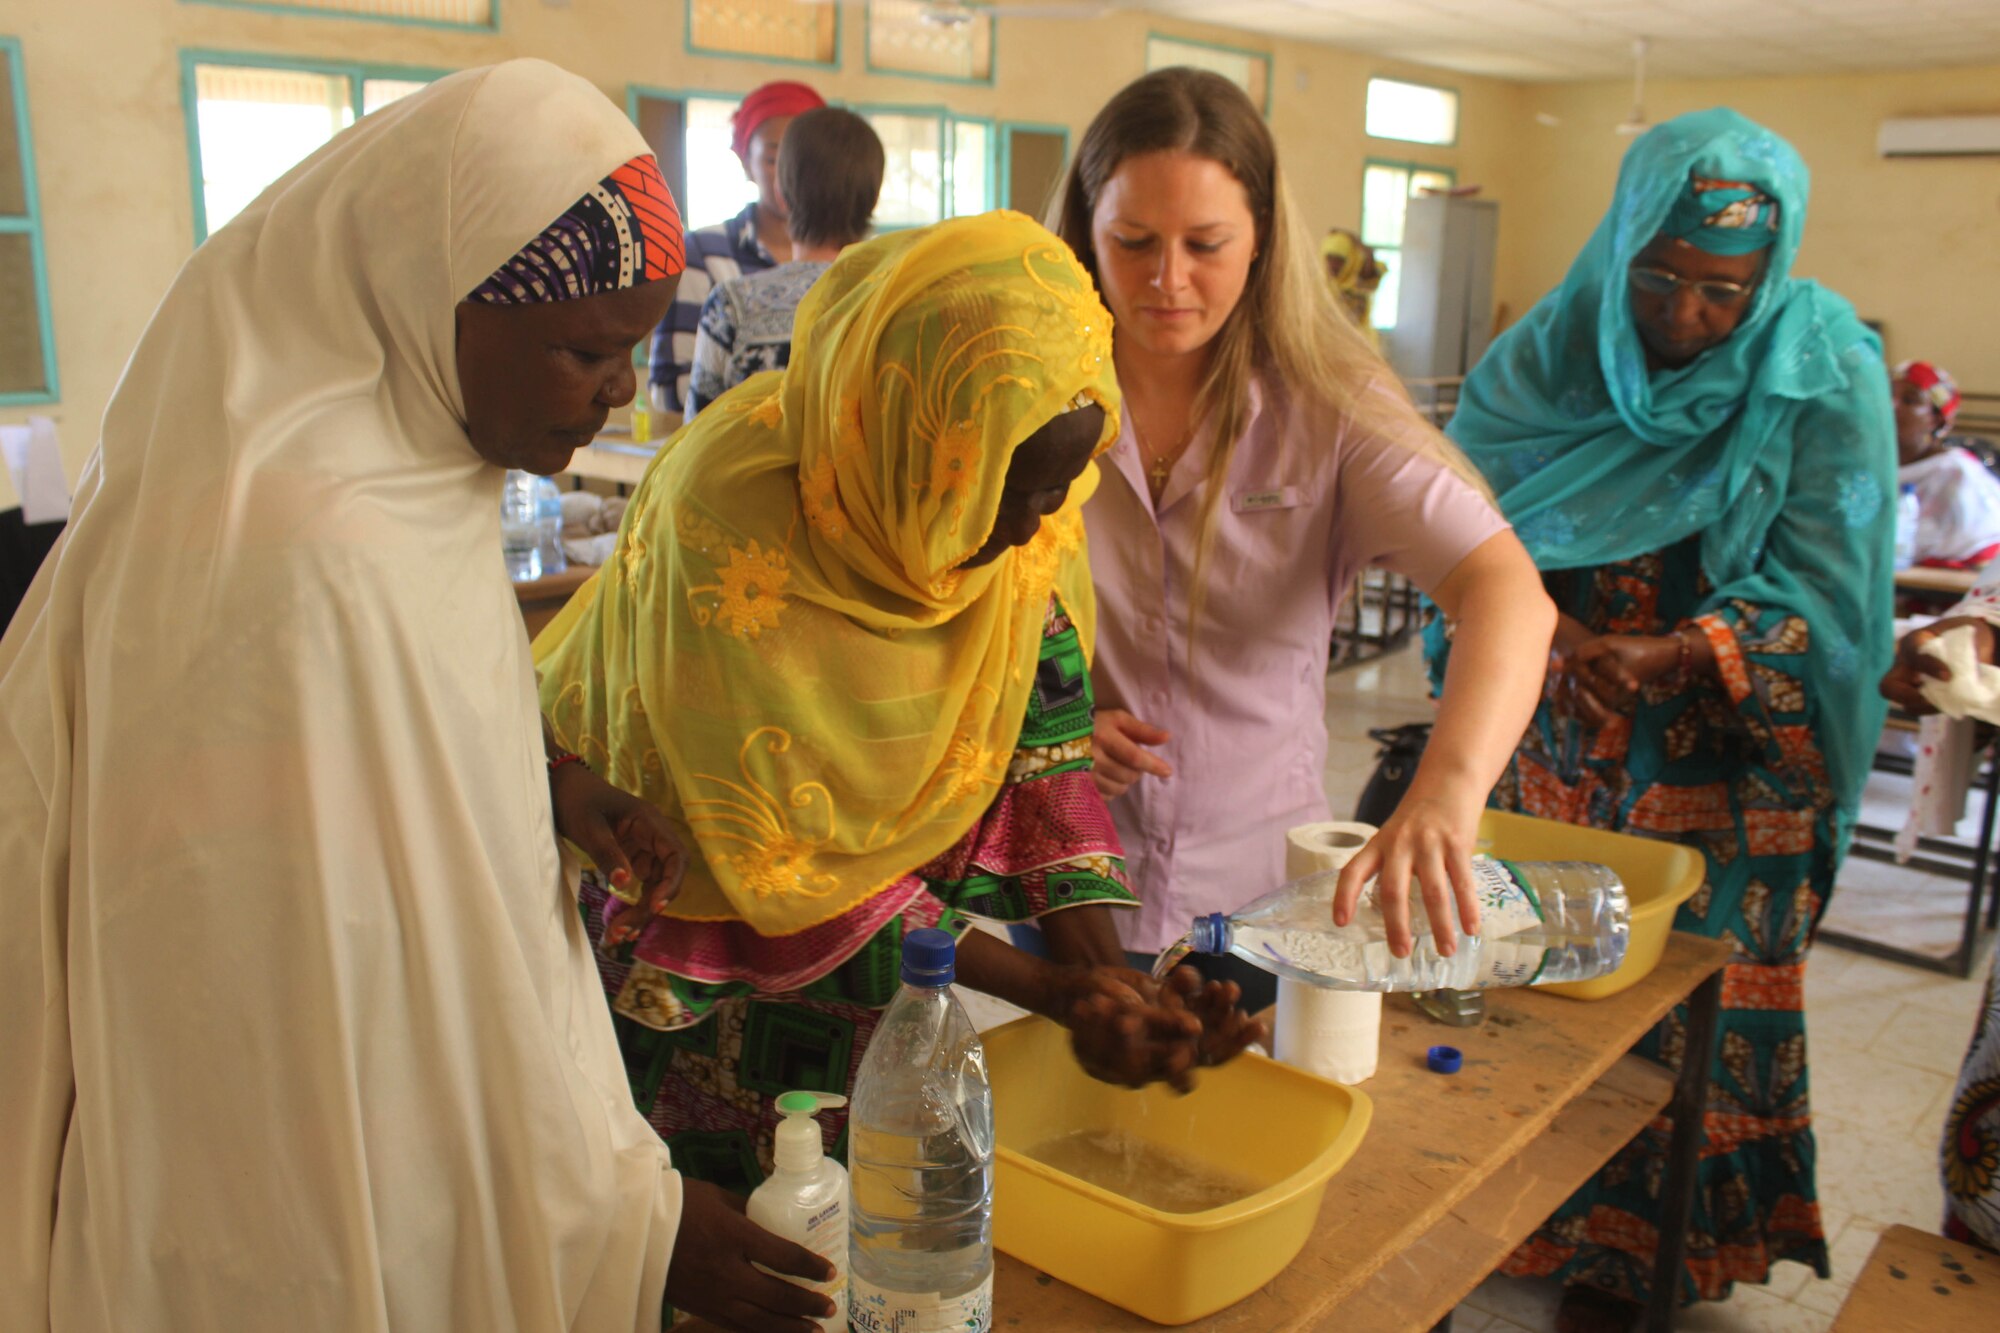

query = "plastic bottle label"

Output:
[[848, 1271, 992, 1333], [1469, 858, 1543, 938], [1473, 937, 1549, 987], [1468, 859, 1547, 986], [750, 1196, 846, 1328]]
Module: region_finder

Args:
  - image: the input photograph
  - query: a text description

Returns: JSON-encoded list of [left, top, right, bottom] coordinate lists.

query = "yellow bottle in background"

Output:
[[631, 398, 651, 444]]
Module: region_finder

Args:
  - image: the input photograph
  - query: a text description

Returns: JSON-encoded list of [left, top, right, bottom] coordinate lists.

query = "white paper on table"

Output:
[[0, 416, 71, 524]]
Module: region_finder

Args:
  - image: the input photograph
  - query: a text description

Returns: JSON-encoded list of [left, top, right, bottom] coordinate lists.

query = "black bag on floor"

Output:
[[1354, 722, 1432, 826]]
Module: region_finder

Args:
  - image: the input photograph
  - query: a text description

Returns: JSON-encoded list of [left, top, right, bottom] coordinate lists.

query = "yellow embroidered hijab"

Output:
[[534, 211, 1119, 935]]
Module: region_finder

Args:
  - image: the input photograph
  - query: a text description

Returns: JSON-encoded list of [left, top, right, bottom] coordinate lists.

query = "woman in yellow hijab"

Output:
[[535, 211, 1259, 1191]]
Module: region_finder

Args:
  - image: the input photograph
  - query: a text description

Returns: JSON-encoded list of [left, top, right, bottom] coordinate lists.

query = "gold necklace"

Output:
[[1137, 417, 1194, 502]]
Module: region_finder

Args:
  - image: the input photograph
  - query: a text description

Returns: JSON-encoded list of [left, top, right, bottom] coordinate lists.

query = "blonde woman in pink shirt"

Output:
[[1036, 68, 1555, 1003]]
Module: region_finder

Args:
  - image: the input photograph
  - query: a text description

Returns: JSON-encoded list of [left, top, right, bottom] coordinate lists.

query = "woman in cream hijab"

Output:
[[0, 60, 833, 1333]]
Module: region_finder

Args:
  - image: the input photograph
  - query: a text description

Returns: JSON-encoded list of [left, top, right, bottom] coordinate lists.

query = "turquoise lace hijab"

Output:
[[1441, 108, 1895, 831]]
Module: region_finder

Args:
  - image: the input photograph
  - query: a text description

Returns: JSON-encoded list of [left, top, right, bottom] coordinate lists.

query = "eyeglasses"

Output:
[[1627, 265, 1756, 306]]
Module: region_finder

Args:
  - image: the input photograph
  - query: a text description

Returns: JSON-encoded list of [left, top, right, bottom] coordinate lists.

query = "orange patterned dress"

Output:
[[1495, 538, 1836, 1304]]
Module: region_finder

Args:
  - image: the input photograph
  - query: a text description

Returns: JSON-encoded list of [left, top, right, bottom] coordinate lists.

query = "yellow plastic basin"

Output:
[[1475, 808, 1705, 1000], [987, 1015, 1371, 1325]]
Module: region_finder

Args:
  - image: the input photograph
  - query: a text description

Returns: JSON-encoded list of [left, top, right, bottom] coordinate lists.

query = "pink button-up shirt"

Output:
[[1086, 378, 1509, 952]]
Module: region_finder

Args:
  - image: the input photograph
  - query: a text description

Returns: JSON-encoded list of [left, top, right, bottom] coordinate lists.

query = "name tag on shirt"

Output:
[[1232, 485, 1304, 513]]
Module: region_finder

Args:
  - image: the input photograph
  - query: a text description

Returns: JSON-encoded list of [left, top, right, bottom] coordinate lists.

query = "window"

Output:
[[0, 38, 54, 403], [862, 108, 992, 229], [1359, 160, 1455, 331], [1365, 77, 1458, 147], [1145, 35, 1270, 114], [866, 110, 943, 229], [188, 0, 494, 28], [999, 123, 1068, 218], [867, 0, 994, 84], [681, 95, 759, 231], [627, 90, 994, 239], [687, 0, 839, 67], [948, 119, 991, 219], [183, 54, 442, 242]]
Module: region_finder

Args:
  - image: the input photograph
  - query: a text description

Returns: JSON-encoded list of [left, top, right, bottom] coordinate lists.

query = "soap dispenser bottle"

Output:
[[746, 1090, 849, 1331]]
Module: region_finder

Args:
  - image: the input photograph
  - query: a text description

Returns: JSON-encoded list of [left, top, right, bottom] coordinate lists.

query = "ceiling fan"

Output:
[[795, 0, 1124, 24]]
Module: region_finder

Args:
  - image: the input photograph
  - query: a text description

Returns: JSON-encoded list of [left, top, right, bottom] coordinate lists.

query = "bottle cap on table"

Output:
[[1426, 1044, 1463, 1075]]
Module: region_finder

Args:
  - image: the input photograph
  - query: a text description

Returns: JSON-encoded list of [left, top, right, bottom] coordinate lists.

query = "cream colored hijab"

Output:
[[0, 61, 679, 1331]]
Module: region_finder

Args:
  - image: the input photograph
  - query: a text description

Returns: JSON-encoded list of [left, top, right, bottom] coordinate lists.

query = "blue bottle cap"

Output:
[[1191, 912, 1228, 954], [1427, 1044, 1463, 1075], [901, 927, 956, 987]]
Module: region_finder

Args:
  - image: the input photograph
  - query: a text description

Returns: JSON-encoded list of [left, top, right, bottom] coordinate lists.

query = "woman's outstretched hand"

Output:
[[1332, 789, 1482, 959]]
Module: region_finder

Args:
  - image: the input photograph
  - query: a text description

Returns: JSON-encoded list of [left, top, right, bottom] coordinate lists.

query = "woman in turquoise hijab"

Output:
[[1432, 109, 1895, 1327]]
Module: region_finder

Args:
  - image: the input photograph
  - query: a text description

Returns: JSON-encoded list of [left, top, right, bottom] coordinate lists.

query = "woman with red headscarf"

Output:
[[1895, 358, 2000, 568], [648, 79, 827, 416]]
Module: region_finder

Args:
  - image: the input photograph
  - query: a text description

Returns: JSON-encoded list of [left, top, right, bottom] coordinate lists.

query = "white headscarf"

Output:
[[0, 61, 681, 1331]]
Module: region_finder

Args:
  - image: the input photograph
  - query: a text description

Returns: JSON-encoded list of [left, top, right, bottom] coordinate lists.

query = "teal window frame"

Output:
[[180, 49, 452, 245], [1359, 156, 1457, 332], [851, 102, 995, 229], [181, 0, 499, 35], [684, 0, 841, 71], [863, 0, 996, 87], [997, 119, 1069, 215], [1363, 75, 1461, 149], [0, 36, 56, 405], [1144, 31, 1272, 116]]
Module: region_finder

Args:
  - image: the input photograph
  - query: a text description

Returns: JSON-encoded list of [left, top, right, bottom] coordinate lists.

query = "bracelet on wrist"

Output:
[[547, 750, 586, 776]]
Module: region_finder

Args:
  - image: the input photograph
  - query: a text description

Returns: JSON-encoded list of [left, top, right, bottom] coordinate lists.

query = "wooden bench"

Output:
[[1832, 1223, 1999, 1331]]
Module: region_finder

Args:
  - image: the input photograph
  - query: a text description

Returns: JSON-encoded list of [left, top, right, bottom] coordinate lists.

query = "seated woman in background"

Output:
[[533, 212, 1262, 1194], [1895, 359, 2000, 567], [1436, 109, 1895, 1329], [686, 107, 885, 419], [1881, 569, 2000, 1256]]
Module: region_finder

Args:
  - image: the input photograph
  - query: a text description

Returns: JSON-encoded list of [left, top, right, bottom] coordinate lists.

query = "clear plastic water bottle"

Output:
[[848, 928, 994, 1333], [1894, 483, 1920, 571], [533, 475, 567, 578], [1165, 859, 1629, 992], [500, 470, 542, 583]]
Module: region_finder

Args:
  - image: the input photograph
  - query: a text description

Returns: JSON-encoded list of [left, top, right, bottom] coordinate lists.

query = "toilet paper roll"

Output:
[[1274, 820, 1382, 1085], [1285, 820, 1379, 884]]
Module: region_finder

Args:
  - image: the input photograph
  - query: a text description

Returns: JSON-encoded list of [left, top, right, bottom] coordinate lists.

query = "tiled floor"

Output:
[[968, 639, 1996, 1331]]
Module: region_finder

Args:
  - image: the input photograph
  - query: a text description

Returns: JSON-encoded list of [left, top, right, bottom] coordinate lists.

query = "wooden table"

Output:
[[561, 431, 664, 489], [1832, 1224, 2000, 1331], [512, 563, 595, 639], [994, 933, 1732, 1332], [675, 936, 1729, 1333]]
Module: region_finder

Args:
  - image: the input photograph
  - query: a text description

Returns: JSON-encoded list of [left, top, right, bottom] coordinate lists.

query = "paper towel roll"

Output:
[[1274, 820, 1382, 1085]]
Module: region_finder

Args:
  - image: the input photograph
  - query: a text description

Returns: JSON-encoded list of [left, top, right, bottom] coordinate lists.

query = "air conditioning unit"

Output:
[[1878, 115, 2000, 158]]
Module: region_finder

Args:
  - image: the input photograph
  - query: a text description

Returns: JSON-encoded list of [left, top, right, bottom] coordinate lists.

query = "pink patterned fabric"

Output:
[[612, 767, 1122, 994]]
